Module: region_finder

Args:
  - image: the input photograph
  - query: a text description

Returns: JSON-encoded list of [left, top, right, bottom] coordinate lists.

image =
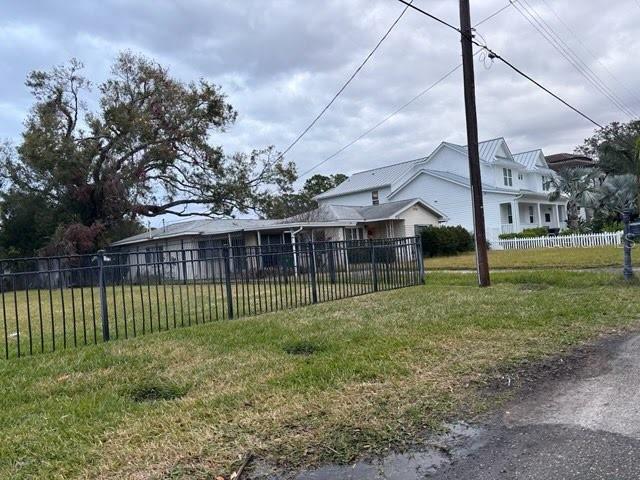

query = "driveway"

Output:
[[431, 333, 640, 479]]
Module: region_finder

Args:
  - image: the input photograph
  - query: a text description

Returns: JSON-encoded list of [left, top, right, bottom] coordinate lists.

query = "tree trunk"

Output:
[[567, 201, 579, 230]]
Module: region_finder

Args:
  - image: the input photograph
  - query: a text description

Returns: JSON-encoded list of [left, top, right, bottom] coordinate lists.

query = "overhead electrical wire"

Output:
[[298, 4, 512, 178], [277, 0, 414, 161], [395, 0, 603, 128], [537, 0, 640, 111], [298, 59, 471, 178], [510, 0, 637, 119]]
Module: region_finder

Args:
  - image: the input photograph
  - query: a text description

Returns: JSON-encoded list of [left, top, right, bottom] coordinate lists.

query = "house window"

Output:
[[145, 246, 163, 264], [371, 190, 379, 205], [506, 203, 513, 224], [518, 173, 524, 181], [345, 227, 364, 241], [542, 176, 550, 191], [544, 212, 551, 223], [528, 206, 534, 224], [503, 168, 513, 186]]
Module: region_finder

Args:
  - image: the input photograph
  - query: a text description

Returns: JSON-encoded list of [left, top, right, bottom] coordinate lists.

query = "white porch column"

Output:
[[511, 200, 521, 232], [537, 203, 543, 227], [555, 204, 562, 229]]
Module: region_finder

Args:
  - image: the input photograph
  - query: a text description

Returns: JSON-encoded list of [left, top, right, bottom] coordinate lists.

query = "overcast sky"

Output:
[[2, 0, 639, 218]]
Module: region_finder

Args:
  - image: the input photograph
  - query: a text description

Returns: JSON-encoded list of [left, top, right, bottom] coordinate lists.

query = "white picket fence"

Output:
[[498, 231, 623, 250]]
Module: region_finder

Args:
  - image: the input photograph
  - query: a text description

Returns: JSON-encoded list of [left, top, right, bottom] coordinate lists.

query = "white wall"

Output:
[[396, 203, 441, 236], [317, 186, 391, 207]]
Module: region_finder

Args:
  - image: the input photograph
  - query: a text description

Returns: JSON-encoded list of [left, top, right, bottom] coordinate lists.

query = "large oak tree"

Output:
[[0, 52, 296, 255]]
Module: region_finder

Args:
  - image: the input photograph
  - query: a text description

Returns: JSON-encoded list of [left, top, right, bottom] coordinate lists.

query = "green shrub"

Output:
[[420, 225, 474, 257], [498, 227, 548, 239]]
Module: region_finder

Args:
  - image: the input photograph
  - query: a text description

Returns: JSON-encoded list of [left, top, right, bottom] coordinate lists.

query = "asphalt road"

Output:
[[258, 334, 640, 479], [431, 334, 640, 480]]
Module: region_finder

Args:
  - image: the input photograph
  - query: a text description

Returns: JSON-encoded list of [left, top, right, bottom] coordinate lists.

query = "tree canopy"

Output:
[[578, 120, 640, 214], [261, 173, 347, 219], [0, 53, 296, 256]]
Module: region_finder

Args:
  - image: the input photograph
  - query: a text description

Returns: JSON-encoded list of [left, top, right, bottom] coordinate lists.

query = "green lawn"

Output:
[[1, 268, 417, 359], [1, 270, 638, 479], [425, 245, 634, 270]]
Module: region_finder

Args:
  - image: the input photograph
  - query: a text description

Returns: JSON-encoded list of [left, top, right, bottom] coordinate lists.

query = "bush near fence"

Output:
[[420, 225, 475, 257]]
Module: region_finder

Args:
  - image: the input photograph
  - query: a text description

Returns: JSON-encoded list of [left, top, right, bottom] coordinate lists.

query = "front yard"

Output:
[[425, 245, 634, 270], [1, 270, 639, 479]]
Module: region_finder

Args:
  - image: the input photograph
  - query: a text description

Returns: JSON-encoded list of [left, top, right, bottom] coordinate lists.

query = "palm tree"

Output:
[[598, 136, 640, 213], [547, 167, 599, 229], [584, 174, 638, 216]]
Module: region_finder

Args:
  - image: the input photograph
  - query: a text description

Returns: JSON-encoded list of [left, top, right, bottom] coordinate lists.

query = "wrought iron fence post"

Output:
[[309, 241, 318, 303], [416, 235, 425, 284], [97, 250, 110, 342], [328, 242, 336, 284], [371, 242, 378, 292], [623, 210, 634, 280], [223, 246, 234, 318], [180, 240, 188, 285]]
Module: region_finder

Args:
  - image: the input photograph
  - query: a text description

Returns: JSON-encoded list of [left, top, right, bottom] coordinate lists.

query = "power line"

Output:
[[298, 61, 467, 178], [537, 0, 640, 110], [298, 4, 514, 179], [510, 0, 637, 119], [396, 0, 604, 128], [278, 0, 414, 160], [474, 2, 513, 27]]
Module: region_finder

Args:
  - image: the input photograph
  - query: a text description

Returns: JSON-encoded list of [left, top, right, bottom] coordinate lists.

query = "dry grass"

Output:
[[1, 270, 639, 479], [425, 246, 636, 271]]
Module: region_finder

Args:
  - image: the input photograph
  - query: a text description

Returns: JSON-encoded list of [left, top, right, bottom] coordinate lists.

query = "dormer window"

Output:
[[372, 190, 379, 205], [503, 168, 513, 187]]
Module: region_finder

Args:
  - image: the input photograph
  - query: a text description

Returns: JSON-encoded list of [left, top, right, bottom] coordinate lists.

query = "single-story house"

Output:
[[109, 198, 443, 280]]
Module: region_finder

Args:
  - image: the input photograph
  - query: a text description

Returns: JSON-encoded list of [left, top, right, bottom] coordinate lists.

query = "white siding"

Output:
[[317, 186, 391, 207], [396, 204, 441, 236], [422, 146, 470, 177], [391, 172, 515, 243]]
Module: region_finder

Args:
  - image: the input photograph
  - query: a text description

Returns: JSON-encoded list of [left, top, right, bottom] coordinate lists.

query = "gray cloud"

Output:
[[1, 0, 639, 224]]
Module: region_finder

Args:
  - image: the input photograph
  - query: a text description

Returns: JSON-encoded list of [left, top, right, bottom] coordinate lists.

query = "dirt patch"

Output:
[[476, 329, 632, 405], [127, 381, 189, 403]]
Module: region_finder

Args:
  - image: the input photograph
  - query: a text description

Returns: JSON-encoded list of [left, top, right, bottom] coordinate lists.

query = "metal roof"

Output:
[[314, 156, 428, 200], [513, 149, 543, 170], [316, 138, 517, 200], [111, 218, 279, 246], [282, 198, 444, 223]]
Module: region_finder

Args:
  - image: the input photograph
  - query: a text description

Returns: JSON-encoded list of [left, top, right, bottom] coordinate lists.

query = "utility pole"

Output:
[[459, 0, 490, 287]]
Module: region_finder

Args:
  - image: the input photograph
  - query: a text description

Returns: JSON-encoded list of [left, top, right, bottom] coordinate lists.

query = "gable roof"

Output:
[[111, 218, 279, 246], [513, 149, 544, 170], [316, 138, 522, 201], [387, 168, 515, 200], [283, 198, 447, 223], [314, 156, 428, 200]]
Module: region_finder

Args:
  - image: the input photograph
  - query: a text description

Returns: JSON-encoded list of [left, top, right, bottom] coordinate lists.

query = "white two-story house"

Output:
[[315, 137, 567, 244]]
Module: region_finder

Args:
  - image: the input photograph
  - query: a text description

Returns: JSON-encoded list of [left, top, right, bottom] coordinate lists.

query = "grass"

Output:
[[1, 268, 417, 359], [425, 245, 636, 270], [1, 269, 639, 479]]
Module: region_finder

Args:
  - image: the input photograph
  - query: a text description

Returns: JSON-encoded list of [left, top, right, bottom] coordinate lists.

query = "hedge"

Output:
[[419, 225, 475, 257], [498, 227, 548, 239]]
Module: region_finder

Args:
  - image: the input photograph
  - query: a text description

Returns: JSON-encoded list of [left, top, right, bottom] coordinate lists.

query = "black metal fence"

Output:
[[0, 237, 424, 359]]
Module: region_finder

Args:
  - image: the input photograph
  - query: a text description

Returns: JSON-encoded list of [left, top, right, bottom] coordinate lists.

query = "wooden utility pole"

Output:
[[459, 0, 490, 286]]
